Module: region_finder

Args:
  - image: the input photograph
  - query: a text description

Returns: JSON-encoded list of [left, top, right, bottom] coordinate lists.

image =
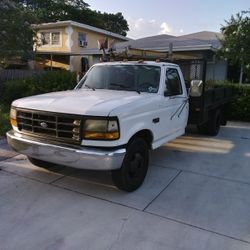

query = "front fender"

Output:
[[119, 115, 155, 146]]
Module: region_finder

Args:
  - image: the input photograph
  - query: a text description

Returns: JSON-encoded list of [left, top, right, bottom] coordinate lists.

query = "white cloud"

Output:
[[133, 18, 144, 30], [160, 22, 172, 34], [127, 18, 183, 39], [127, 18, 156, 38]]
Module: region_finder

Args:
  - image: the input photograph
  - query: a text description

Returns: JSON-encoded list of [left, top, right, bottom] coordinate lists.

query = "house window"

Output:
[[41, 32, 50, 45], [51, 32, 60, 45], [165, 68, 183, 96], [41, 31, 61, 46], [78, 32, 87, 47]]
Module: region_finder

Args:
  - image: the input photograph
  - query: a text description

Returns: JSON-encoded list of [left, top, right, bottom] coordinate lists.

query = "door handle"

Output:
[[153, 118, 160, 123]]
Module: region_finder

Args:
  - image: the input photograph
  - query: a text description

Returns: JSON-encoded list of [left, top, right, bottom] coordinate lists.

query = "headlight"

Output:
[[10, 107, 17, 128], [83, 118, 119, 140]]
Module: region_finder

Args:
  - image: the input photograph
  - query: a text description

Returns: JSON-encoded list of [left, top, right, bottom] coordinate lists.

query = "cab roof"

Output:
[[94, 61, 179, 68]]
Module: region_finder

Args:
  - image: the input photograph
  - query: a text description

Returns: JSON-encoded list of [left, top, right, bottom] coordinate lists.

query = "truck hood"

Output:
[[12, 89, 155, 116]]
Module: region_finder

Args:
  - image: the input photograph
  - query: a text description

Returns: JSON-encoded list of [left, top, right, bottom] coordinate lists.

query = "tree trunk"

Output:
[[239, 66, 243, 85]]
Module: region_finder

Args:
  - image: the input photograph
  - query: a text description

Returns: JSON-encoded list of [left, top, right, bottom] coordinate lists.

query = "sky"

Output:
[[88, 0, 249, 39]]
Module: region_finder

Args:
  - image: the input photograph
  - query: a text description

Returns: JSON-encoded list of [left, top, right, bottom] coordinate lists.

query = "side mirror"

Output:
[[189, 80, 203, 97]]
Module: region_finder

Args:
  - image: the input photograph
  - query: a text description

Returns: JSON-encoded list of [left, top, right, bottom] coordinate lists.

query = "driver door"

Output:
[[158, 67, 188, 141]]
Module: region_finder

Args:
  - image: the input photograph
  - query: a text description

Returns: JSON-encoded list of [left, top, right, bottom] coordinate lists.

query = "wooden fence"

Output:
[[0, 69, 46, 98], [0, 69, 45, 84]]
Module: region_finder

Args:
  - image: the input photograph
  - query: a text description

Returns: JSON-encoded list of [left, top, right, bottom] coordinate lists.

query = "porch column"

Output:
[[50, 54, 53, 70]]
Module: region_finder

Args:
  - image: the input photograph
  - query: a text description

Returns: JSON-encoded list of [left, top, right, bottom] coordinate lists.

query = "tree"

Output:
[[0, 0, 129, 66], [220, 10, 250, 83], [101, 12, 129, 37], [0, 0, 35, 66], [13, 0, 129, 36]]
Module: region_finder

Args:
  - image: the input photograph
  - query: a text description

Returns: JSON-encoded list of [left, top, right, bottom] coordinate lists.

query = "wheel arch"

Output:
[[127, 129, 154, 149]]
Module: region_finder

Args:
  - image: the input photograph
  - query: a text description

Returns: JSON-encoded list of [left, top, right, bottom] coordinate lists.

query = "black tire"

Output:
[[111, 138, 149, 192], [220, 112, 228, 126], [207, 110, 221, 136], [28, 157, 56, 168], [220, 118, 227, 126]]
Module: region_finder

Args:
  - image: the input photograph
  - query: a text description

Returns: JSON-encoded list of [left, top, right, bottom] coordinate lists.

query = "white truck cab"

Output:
[[7, 61, 189, 191]]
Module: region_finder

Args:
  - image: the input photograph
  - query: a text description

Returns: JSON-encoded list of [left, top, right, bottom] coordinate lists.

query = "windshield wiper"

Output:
[[131, 89, 141, 94], [109, 83, 140, 94], [84, 84, 95, 91], [109, 83, 130, 89]]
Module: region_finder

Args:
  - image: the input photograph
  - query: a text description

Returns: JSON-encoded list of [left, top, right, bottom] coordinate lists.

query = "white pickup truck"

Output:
[[7, 61, 232, 191]]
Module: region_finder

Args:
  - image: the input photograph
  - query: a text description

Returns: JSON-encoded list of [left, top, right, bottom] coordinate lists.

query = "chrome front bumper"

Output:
[[7, 130, 126, 170]]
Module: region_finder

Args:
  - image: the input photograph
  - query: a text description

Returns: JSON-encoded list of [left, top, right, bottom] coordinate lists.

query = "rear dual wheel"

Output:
[[197, 110, 221, 136], [208, 110, 221, 136], [111, 138, 149, 192]]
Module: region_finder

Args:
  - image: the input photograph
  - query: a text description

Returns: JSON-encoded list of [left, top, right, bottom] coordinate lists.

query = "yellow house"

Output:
[[32, 20, 129, 72]]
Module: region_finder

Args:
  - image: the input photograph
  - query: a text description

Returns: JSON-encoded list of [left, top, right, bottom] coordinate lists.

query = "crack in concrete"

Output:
[[0, 154, 21, 162], [144, 210, 250, 245], [143, 170, 182, 211], [107, 215, 130, 250]]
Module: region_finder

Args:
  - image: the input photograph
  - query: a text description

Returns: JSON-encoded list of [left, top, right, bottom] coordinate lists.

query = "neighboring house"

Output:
[[32, 22, 227, 82], [32, 20, 129, 72], [114, 31, 227, 82]]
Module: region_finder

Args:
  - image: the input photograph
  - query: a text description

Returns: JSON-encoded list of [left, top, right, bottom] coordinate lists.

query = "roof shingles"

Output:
[[115, 31, 222, 52]]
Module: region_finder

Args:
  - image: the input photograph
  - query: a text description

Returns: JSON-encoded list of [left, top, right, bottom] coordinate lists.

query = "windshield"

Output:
[[77, 64, 161, 93]]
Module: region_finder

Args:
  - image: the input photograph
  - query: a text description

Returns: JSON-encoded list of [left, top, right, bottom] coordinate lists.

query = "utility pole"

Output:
[[169, 42, 173, 61]]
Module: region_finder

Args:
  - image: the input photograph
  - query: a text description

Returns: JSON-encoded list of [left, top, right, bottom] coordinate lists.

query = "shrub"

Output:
[[1, 70, 77, 106], [213, 83, 250, 122], [0, 105, 11, 137], [0, 70, 77, 136], [230, 85, 250, 121]]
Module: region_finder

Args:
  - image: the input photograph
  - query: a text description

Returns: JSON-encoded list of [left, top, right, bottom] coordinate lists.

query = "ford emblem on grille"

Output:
[[40, 122, 48, 128]]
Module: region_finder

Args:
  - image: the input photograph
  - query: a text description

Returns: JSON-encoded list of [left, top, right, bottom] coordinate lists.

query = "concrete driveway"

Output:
[[0, 122, 250, 250]]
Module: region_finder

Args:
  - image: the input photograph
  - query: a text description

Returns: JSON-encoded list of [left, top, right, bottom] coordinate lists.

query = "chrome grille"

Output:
[[17, 109, 82, 144]]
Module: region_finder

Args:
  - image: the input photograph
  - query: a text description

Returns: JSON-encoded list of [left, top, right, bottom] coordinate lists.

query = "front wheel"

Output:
[[111, 138, 149, 192]]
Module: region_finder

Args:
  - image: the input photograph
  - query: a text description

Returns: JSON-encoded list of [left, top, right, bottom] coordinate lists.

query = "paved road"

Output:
[[1, 122, 250, 250]]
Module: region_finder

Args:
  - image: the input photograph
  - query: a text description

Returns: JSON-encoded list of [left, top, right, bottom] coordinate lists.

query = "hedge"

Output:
[[1, 70, 77, 106], [212, 83, 250, 122], [0, 105, 11, 137], [0, 70, 77, 136]]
